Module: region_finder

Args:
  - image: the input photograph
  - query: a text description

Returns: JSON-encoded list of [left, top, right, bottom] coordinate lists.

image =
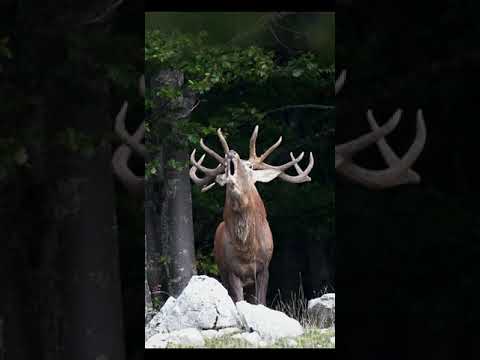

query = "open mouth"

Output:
[[226, 158, 236, 177]]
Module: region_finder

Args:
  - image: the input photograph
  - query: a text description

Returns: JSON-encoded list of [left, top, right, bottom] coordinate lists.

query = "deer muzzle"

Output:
[[226, 151, 238, 178]]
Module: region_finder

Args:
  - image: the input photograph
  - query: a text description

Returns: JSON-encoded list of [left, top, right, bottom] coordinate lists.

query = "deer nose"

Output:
[[226, 150, 237, 159]]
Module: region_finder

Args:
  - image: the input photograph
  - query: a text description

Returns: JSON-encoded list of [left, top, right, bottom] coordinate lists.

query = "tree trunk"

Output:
[[53, 78, 125, 360], [145, 235, 154, 323], [150, 70, 198, 298], [164, 150, 198, 296], [145, 150, 165, 305]]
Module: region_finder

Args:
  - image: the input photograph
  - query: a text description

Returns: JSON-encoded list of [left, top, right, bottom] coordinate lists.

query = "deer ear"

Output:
[[253, 169, 281, 183], [215, 174, 227, 186]]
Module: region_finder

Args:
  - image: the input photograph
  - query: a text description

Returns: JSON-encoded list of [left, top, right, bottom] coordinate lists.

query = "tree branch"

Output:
[[263, 104, 334, 118], [83, 0, 124, 25]]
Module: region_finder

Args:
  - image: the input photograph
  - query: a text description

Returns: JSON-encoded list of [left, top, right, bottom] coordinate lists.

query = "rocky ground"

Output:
[[145, 275, 335, 349]]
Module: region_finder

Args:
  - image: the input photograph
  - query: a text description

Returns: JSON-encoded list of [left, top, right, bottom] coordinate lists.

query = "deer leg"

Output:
[[227, 273, 244, 303], [244, 284, 258, 304], [219, 271, 229, 291], [255, 268, 269, 306]]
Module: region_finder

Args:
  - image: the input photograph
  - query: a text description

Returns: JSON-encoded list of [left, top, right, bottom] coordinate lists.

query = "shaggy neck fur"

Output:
[[224, 185, 267, 254]]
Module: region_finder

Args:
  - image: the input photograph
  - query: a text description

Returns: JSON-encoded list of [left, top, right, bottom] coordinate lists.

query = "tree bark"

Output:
[[164, 150, 198, 296], [145, 235, 154, 323], [150, 70, 198, 298], [145, 147, 165, 304], [52, 77, 125, 360]]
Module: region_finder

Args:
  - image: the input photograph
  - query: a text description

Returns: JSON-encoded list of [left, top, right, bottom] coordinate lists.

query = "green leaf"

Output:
[[292, 69, 304, 77]]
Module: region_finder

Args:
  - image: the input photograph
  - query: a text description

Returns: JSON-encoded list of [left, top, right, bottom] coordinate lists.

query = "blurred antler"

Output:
[[335, 70, 426, 189], [112, 75, 146, 194]]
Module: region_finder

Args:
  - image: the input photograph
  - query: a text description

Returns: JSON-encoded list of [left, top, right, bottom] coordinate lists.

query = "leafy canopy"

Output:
[[145, 30, 333, 102]]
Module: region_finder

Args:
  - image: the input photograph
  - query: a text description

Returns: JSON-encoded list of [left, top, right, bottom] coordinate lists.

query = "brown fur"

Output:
[[214, 185, 273, 305]]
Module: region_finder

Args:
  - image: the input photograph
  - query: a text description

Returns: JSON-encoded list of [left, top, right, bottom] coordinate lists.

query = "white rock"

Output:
[[146, 276, 241, 340], [236, 301, 304, 342], [146, 328, 205, 348], [308, 293, 335, 328], [217, 327, 242, 337], [145, 296, 177, 341], [145, 333, 169, 349], [201, 329, 220, 339], [166, 328, 205, 347], [232, 331, 264, 346]]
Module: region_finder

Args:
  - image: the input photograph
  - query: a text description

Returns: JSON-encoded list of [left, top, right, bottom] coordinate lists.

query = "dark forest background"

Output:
[[337, 2, 480, 359]]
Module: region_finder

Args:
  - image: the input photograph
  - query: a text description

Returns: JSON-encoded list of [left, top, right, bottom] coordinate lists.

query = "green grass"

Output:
[[270, 279, 333, 329], [167, 326, 335, 348]]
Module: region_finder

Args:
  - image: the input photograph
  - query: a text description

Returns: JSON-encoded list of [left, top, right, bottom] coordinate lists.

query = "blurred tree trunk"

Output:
[[0, 2, 128, 359], [48, 12, 126, 360]]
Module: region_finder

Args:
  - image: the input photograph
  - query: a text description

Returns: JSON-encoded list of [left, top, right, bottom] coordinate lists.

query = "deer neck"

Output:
[[224, 185, 267, 246]]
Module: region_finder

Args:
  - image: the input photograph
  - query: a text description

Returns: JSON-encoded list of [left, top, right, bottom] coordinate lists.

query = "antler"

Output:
[[189, 129, 228, 192], [249, 125, 314, 183], [335, 70, 427, 189], [112, 75, 146, 194]]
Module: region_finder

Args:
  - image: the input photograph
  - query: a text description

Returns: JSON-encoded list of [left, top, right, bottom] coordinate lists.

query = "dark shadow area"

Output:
[[337, 2, 479, 358]]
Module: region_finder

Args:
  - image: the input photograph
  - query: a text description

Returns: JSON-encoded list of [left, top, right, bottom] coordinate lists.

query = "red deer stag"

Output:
[[190, 70, 426, 305], [190, 127, 314, 305]]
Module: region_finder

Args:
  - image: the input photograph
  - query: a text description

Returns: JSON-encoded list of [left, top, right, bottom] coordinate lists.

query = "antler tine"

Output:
[[114, 101, 147, 157], [249, 124, 283, 163], [336, 110, 426, 189], [112, 75, 147, 195], [112, 143, 145, 194], [112, 101, 146, 194], [248, 124, 312, 181], [277, 152, 315, 183], [201, 182, 216, 192], [335, 70, 347, 95], [258, 137, 283, 163], [190, 151, 215, 186], [257, 152, 305, 171], [335, 109, 402, 158], [112, 144, 145, 194], [217, 128, 230, 153], [189, 129, 228, 189], [366, 109, 423, 183], [335, 70, 426, 189], [200, 138, 225, 164], [291, 152, 304, 174], [249, 125, 259, 160], [190, 149, 224, 176]]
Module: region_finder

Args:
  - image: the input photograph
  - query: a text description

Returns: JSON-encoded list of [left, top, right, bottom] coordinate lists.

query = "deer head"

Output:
[[335, 70, 426, 189], [190, 126, 314, 196]]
